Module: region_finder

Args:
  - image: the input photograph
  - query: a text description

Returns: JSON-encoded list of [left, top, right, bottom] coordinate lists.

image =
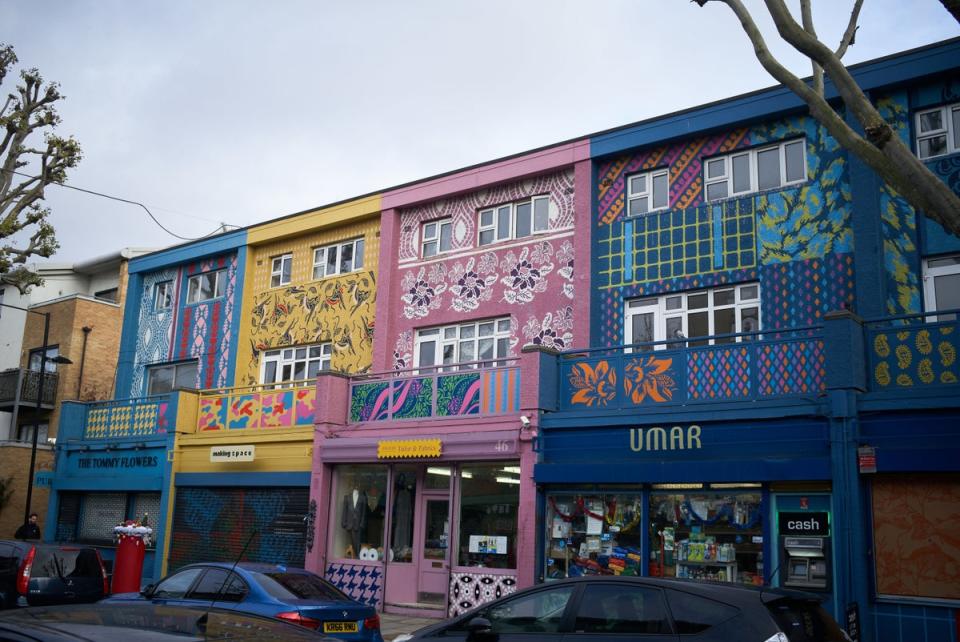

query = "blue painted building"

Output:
[[45, 231, 248, 583], [535, 38, 960, 642]]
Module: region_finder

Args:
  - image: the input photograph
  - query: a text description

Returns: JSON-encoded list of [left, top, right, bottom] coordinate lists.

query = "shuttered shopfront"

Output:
[[167, 486, 308, 571]]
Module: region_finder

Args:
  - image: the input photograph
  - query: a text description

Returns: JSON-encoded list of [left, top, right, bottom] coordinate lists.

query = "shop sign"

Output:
[[857, 446, 877, 474], [629, 425, 702, 452], [778, 511, 830, 536], [377, 438, 442, 459], [210, 445, 255, 463], [34, 471, 54, 488], [77, 454, 160, 470]]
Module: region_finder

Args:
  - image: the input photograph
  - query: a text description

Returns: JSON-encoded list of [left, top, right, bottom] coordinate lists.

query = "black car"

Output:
[[0, 602, 330, 641], [394, 576, 849, 642], [0, 540, 109, 608]]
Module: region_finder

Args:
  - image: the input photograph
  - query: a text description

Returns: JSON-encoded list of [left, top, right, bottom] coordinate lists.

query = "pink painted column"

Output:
[[371, 208, 399, 372], [572, 158, 593, 345], [307, 371, 351, 573]]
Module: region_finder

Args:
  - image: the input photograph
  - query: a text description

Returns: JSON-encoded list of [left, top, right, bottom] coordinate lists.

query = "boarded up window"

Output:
[[872, 475, 960, 600]]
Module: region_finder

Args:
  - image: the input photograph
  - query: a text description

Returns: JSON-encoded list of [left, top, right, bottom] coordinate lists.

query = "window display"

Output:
[[650, 491, 763, 584], [390, 466, 417, 563], [545, 493, 644, 579], [333, 465, 387, 560], [457, 462, 519, 569]]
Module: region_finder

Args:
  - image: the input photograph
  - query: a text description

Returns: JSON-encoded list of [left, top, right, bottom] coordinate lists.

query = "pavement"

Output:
[[379, 612, 442, 641]]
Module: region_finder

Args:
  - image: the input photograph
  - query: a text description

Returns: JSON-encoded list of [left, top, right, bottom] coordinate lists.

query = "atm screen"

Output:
[[789, 560, 808, 577]]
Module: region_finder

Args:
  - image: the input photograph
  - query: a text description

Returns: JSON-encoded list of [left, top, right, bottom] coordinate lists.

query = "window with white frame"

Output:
[[154, 281, 173, 311], [414, 318, 512, 371], [478, 196, 549, 246], [312, 238, 365, 280], [923, 254, 960, 321], [270, 254, 293, 288], [916, 103, 960, 160], [421, 219, 452, 258], [147, 361, 198, 395], [627, 169, 670, 216], [625, 284, 761, 350], [186, 269, 226, 304], [260, 344, 332, 385], [704, 139, 806, 202]]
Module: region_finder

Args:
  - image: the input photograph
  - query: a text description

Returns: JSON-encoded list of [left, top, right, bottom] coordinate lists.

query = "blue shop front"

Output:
[[535, 413, 841, 619], [44, 395, 181, 585]]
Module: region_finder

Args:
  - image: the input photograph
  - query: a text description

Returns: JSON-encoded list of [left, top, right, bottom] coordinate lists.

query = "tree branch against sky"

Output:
[[0, 42, 81, 293], [694, 0, 960, 237]]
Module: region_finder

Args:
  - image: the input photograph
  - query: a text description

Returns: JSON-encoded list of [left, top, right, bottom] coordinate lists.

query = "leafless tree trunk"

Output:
[[695, 0, 960, 237]]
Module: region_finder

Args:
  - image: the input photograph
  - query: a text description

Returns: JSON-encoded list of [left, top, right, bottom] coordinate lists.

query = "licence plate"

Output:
[[323, 621, 359, 633]]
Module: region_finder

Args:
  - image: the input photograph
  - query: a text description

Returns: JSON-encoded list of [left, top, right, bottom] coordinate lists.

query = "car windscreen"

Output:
[[251, 571, 350, 602], [766, 599, 848, 642], [31, 548, 101, 579]]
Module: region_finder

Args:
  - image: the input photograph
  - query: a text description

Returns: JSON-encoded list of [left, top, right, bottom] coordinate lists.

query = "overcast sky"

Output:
[[2, 1, 958, 262]]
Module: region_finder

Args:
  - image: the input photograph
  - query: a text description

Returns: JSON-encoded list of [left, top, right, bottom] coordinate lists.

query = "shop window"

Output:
[[923, 254, 960, 321], [186, 269, 226, 304], [478, 195, 550, 246], [574, 584, 671, 634], [915, 102, 960, 159], [650, 491, 764, 584], [872, 474, 960, 601], [545, 492, 644, 579], [333, 465, 387, 560], [627, 169, 670, 216], [415, 318, 511, 372], [270, 253, 293, 288], [146, 360, 198, 395], [260, 344, 331, 386], [457, 462, 519, 569], [312, 238, 365, 280], [390, 466, 418, 564], [704, 139, 806, 202], [422, 219, 452, 258], [154, 281, 173, 311], [625, 283, 760, 350]]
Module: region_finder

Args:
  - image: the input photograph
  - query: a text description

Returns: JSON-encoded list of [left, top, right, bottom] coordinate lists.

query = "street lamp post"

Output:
[[0, 301, 72, 527]]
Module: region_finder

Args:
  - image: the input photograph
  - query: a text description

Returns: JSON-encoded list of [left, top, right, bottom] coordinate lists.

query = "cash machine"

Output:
[[778, 511, 831, 591]]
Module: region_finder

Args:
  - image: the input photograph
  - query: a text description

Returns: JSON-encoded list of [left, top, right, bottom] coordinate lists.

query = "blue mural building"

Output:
[[45, 231, 247, 583], [534, 38, 960, 642]]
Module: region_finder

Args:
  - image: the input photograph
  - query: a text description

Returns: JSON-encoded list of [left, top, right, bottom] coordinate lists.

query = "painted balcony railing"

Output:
[[557, 327, 825, 412], [76, 394, 175, 440], [864, 310, 959, 393], [349, 360, 521, 423], [197, 380, 317, 431]]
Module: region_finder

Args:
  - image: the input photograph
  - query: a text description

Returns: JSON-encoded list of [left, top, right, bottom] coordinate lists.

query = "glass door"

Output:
[[416, 494, 450, 606]]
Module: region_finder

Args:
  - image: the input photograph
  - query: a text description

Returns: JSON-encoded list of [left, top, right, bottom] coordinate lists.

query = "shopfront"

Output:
[[535, 417, 841, 617], [309, 429, 535, 618]]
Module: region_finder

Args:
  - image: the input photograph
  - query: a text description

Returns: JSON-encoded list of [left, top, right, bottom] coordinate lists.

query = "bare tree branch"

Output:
[[800, 0, 824, 96], [836, 0, 864, 59]]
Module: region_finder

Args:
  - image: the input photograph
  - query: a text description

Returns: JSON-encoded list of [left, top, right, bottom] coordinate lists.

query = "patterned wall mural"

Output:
[[449, 572, 518, 617], [392, 170, 578, 370], [130, 254, 239, 397], [236, 221, 379, 387], [325, 562, 383, 607], [594, 113, 855, 349]]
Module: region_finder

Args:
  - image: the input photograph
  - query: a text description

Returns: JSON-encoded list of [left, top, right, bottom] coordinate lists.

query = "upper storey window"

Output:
[[923, 254, 960, 321], [627, 169, 670, 216], [704, 139, 806, 202], [422, 219, 452, 258], [478, 196, 549, 246], [313, 238, 365, 280], [415, 318, 512, 371], [270, 254, 292, 288], [916, 103, 960, 159], [154, 281, 173, 311], [186, 269, 226, 304]]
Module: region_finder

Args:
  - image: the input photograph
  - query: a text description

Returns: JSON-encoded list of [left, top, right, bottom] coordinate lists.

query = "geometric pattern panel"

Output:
[[326, 562, 383, 608], [761, 253, 855, 328], [197, 386, 317, 431], [479, 368, 521, 415], [83, 400, 169, 439], [756, 340, 826, 396], [687, 347, 751, 400], [869, 324, 958, 389], [449, 572, 518, 618]]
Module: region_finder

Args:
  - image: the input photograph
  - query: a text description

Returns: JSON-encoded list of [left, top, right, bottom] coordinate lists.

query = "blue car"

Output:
[[102, 562, 383, 641]]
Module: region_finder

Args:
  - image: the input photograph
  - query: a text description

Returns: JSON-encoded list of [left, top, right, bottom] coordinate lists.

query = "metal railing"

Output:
[[0, 369, 59, 406]]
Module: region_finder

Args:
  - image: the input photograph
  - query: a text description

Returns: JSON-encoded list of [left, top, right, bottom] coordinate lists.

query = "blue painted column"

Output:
[[824, 310, 871, 642]]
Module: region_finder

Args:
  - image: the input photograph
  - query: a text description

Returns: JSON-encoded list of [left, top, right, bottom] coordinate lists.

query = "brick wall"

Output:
[[0, 443, 53, 539]]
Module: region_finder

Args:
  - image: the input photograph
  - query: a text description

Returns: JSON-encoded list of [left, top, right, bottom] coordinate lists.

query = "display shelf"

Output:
[[676, 560, 737, 582]]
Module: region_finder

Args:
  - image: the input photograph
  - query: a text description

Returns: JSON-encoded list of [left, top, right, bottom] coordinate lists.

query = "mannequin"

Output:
[[341, 486, 368, 558]]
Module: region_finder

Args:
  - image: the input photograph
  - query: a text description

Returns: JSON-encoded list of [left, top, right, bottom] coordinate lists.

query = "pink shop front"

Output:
[[306, 425, 536, 619]]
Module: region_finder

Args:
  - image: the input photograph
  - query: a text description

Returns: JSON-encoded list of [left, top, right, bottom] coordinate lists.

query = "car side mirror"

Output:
[[465, 617, 496, 642], [140, 583, 156, 598]]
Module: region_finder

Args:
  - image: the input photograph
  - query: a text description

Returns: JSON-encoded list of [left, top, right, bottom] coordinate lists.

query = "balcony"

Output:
[[864, 310, 959, 395], [58, 393, 179, 442], [196, 381, 317, 431], [349, 360, 521, 424], [555, 327, 825, 412], [0, 369, 59, 409]]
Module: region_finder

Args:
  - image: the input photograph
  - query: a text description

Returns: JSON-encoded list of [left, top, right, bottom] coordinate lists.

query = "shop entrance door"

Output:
[[415, 491, 450, 607]]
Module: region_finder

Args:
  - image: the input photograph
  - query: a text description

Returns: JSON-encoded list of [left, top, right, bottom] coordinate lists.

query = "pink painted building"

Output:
[[307, 140, 591, 617]]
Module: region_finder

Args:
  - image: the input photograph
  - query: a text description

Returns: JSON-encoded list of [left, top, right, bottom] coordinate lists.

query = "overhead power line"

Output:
[[3, 168, 237, 241]]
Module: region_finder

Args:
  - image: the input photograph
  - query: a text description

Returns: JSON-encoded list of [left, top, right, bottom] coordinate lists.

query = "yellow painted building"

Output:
[[162, 195, 381, 573]]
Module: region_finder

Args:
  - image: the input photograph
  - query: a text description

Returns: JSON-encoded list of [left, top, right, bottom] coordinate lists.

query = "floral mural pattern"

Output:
[[401, 265, 448, 319], [522, 307, 574, 351], [568, 361, 617, 407], [500, 242, 555, 305], [449, 253, 498, 312], [624, 356, 676, 403]]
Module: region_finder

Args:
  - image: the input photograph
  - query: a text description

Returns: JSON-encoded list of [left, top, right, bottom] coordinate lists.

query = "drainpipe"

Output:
[[76, 326, 92, 399]]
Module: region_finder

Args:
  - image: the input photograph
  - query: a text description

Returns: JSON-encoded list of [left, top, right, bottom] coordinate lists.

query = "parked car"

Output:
[[0, 601, 330, 641], [393, 576, 849, 642], [102, 561, 384, 641], [0, 540, 109, 608]]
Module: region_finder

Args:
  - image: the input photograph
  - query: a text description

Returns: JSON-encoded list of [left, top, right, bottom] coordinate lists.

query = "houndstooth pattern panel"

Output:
[[325, 562, 383, 608]]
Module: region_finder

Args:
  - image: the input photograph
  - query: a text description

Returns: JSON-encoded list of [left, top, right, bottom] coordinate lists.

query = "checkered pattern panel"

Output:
[[687, 346, 752, 400], [108, 407, 131, 438], [85, 408, 110, 439], [757, 340, 826, 396], [131, 404, 159, 436], [325, 562, 383, 607], [761, 253, 856, 328], [449, 572, 519, 618]]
